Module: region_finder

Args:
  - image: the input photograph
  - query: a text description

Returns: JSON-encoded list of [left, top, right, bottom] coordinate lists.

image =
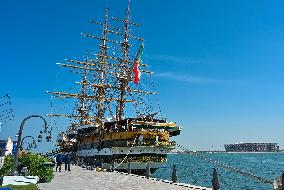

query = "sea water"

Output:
[[153, 153, 284, 190]]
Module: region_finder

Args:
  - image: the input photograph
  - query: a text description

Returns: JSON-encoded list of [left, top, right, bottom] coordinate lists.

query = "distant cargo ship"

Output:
[[224, 143, 279, 152]]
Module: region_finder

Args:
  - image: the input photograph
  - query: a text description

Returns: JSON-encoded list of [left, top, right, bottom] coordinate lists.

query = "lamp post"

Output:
[[14, 115, 48, 175], [21, 136, 37, 151]]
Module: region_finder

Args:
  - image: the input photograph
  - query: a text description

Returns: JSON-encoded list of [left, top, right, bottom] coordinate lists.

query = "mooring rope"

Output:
[[176, 144, 273, 184], [114, 136, 138, 169]]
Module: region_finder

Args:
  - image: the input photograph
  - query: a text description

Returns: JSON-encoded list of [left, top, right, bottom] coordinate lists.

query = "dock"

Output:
[[37, 166, 211, 190]]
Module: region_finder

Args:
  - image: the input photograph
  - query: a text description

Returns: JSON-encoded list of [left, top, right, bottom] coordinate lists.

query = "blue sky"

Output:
[[0, 0, 284, 151]]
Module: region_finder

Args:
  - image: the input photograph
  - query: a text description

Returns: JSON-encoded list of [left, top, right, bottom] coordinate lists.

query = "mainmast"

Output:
[[82, 8, 127, 124], [116, 0, 130, 121], [112, 0, 143, 121]]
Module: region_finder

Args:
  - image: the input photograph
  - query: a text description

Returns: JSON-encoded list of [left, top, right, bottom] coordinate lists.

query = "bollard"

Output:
[[128, 162, 131, 174], [281, 171, 284, 190], [274, 176, 281, 190], [172, 164, 177, 183], [145, 163, 150, 179], [112, 161, 115, 172], [212, 168, 220, 190]]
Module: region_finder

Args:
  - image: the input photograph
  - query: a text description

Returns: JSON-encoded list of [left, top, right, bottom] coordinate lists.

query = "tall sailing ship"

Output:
[[47, 2, 181, 174]]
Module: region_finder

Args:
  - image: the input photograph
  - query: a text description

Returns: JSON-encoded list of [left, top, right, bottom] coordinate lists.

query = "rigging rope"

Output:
[[176, 144, 273, 184], [48, 95, 55, 140]]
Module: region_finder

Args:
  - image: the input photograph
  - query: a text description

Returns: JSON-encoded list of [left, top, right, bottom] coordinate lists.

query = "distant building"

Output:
[[0, 157, 4, 168], [0, 137, 17, 169], [0, 137, 17, 156], [224, 143, 279, 152]]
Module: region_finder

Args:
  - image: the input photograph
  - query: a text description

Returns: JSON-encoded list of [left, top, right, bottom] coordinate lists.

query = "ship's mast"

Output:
[[47, 4, 157, 130], [77, 50, 90, 126], [82, 8, 132, 124], [47, 51, 98, 126], [47, 9, 119, 127], [85, 4, 142, 122], [96, 9, 109, 125], [107, 1, 156, 121], [112, 0, 145, 121], [116, 1, 131, 121]]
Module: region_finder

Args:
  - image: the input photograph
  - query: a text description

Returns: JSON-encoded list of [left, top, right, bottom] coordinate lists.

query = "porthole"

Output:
[[121, 150, 123, 152]]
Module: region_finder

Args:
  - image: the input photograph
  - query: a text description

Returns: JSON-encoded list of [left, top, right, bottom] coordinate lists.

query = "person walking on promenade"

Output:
[[56, 154, 62, 172], [66, 154, 71, 171], [63, 154, 67, 171], [64, 154, 71, 171], [52, 155, 56, 165]]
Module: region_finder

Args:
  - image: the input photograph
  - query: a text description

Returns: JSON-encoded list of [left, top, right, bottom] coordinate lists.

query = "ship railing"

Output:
[[127, 140, 176, 147], [112, 155, 167, 163]]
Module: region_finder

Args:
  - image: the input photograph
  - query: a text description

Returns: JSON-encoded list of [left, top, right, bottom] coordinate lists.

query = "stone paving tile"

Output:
[[37, 166, 211, 190]]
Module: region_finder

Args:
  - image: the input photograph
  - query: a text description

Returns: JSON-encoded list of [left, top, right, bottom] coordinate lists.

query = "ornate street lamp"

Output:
[[38, 131, 43, 142], [14, 115, 48, 175], [20, 136, 37, 151]]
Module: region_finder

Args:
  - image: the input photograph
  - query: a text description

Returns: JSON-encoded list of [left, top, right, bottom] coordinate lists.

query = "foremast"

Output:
[[47, 9, 115, 129]]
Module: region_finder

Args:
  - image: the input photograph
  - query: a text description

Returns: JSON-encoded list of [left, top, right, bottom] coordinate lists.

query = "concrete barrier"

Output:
[[2, 176, 39, 186]]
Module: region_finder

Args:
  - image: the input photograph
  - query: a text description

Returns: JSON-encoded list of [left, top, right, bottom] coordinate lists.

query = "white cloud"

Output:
[[146, 54, 207, 65], [156, 72, 242, 85]]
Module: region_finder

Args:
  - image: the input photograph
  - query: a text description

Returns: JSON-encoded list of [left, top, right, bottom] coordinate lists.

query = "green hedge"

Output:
[[0, 155, 15, 176], [19, 153, 54, 183], [0, 153, 54, 183]]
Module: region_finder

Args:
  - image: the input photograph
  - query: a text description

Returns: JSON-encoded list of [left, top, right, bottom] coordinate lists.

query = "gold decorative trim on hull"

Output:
[[79, 131, 170, 144]]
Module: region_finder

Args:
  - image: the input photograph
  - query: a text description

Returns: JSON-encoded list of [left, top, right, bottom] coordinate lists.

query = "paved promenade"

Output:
[[37, 166, 211, 190]]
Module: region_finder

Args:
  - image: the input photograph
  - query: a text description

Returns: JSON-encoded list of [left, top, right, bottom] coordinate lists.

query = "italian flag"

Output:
[[133, 45, 144, 84]]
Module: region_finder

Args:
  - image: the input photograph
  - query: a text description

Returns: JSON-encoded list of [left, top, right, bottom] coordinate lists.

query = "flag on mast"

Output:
[[133, 44, 144, 84]]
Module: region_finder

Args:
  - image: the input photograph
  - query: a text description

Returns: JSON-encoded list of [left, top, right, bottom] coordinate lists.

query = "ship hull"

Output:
[[102, 162, 162, 175], [76, 146, 170, 174]]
